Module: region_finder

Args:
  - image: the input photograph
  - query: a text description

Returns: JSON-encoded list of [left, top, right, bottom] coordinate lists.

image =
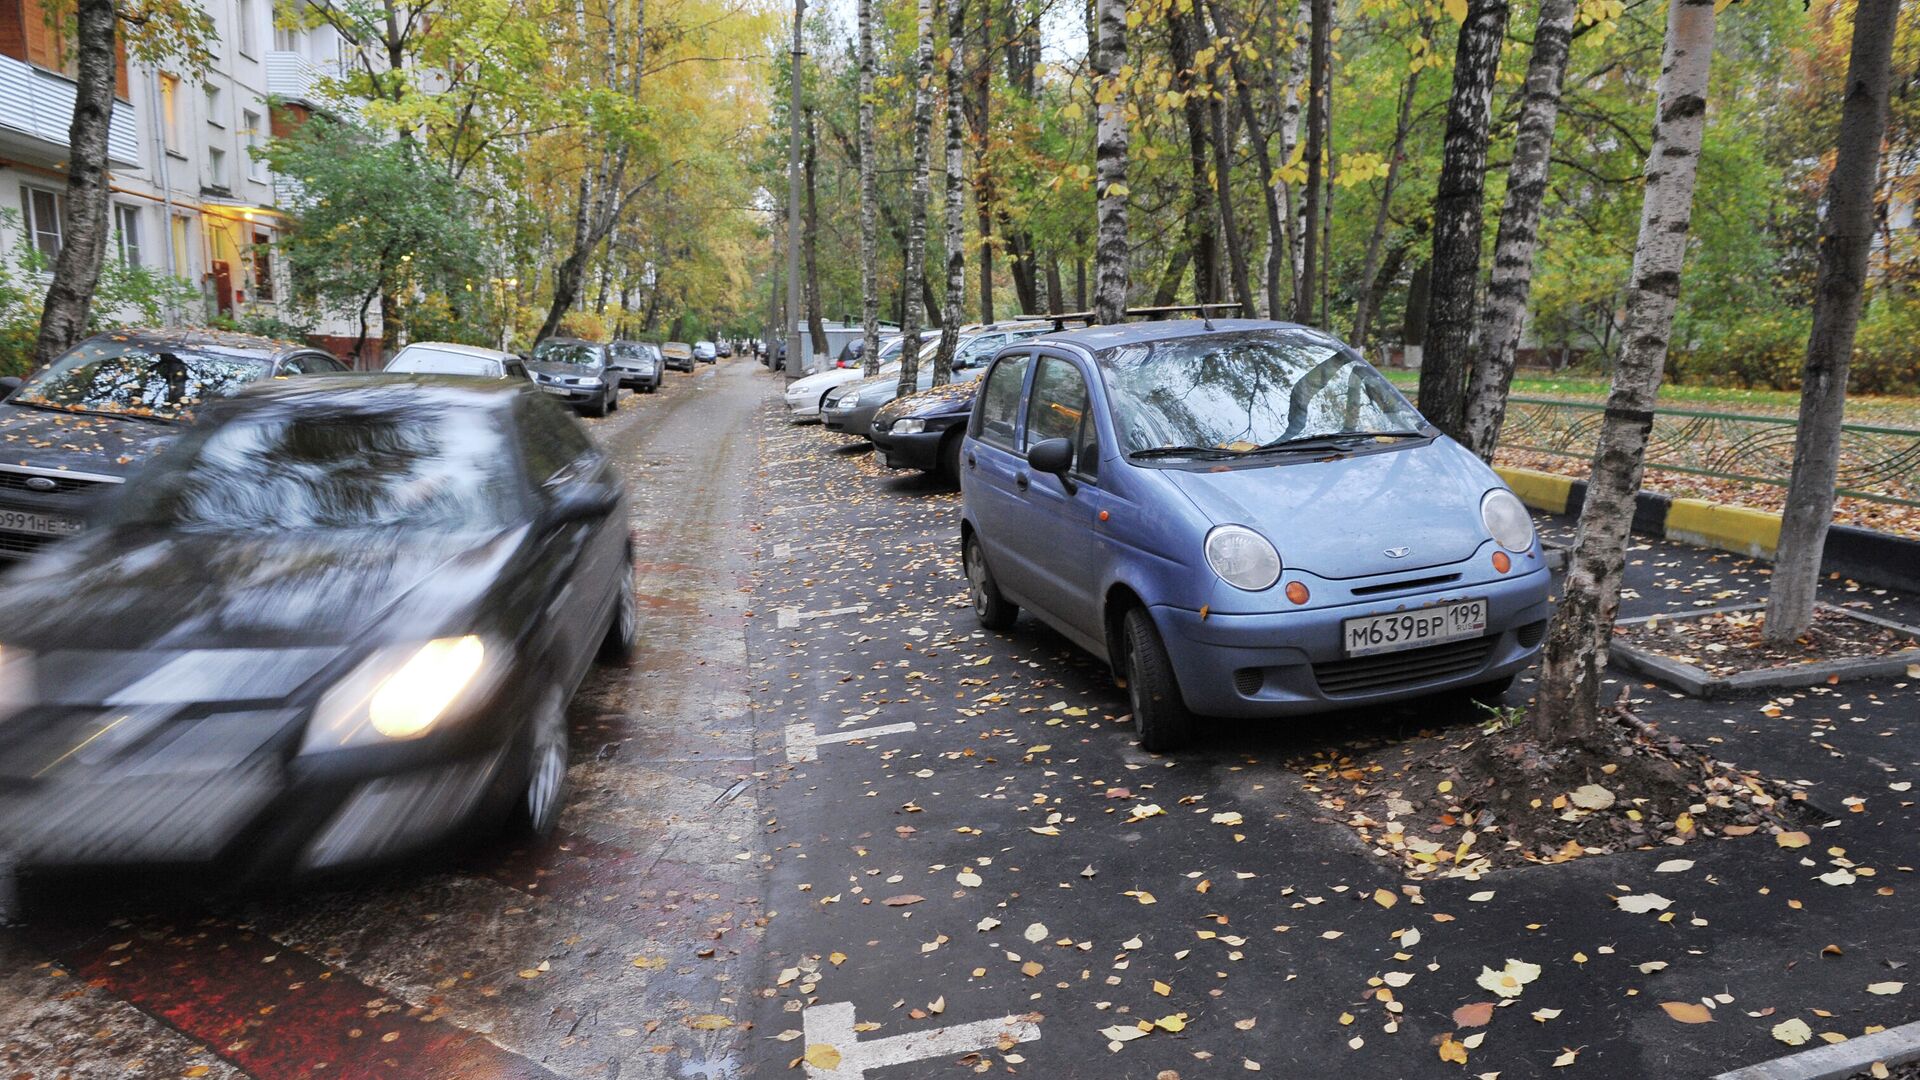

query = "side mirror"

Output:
[[0, 376, 20, 401], [544, 481, 619, 528], [1027, 437, 1077, 494]]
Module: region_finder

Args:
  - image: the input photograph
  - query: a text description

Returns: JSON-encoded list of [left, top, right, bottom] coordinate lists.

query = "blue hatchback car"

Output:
[[958, 319, 1553, 750]]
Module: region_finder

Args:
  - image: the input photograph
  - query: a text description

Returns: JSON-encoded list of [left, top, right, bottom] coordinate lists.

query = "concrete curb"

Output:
[[1493, 466, 1920, 594], [1609, 602, 1920, 697], [1712, 1017, 1920, 1080]]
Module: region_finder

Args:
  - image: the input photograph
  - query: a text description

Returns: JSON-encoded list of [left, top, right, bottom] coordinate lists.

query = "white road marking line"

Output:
[[801, 1001, 1039, 1079], [775, 603, 869, 629], [784, 721, 917, 762], [1713, 1018, 1920, 1080]]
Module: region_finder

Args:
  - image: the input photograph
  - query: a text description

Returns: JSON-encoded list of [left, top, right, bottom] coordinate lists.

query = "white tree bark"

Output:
[[933, 0, 968, 385], [1092, 0, 1131, 324], [897, 0, 937, 396], [858, 0, 881, 376], [1532, 0, 1718, 744]]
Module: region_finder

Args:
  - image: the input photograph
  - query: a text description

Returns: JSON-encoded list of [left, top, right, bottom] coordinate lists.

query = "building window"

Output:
[[21, 187, 64, 260], [115, 205, 143, 267], [171, 214, 193, 277], [204, 83, 223, 127], [237, 0, 257, 55], [274, 22, 298, 52], [243, 109, 266, 180], [207, 147, 228, 189], [251, 228, 275, 301], [160, 74, 181, 151]]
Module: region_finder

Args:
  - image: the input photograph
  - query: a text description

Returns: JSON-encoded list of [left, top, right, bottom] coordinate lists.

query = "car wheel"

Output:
[[512, 686, 569, 840], [608, 386, 620, 412], [584, 391, 610, 418], [964, 533, 1017, 631], [1123, 607, 1196, 752], [598, 554, 638, 664], [939, 431, 964, 484]]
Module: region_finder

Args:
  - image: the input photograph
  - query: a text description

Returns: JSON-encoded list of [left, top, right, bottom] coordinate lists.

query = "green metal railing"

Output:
[[1498, 396, 1920, 507]]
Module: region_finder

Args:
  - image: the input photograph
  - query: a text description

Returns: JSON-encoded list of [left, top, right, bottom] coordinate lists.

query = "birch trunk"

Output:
[[1293, 0, 1329, 324], [1462, 0, 1578, 460], [1765, 0, 1901, 644], [1417, 0, 1510, 440], [858, 0, 882, 376], [1532, 0, 1718, 744], [1092, 0, 1131, 325], [1280, 0, 1309, 298], [898, 0, 937, 397], [1350, 56, 1422, 348], [31, 0, 116, 368], [934, 0, 969, 386], [1208, 0, 1284, 318]]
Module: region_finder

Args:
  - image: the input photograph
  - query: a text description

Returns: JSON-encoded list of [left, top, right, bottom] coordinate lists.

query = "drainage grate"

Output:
[[1313, 637, 1495, 696]]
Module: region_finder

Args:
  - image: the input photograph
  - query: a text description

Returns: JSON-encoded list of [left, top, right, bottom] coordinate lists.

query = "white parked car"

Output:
[[385, 342, 530, 380], [786, 359, 903, 418]]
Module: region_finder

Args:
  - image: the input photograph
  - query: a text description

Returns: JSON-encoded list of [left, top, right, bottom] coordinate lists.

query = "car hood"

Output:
[[879, 379, 979, 422], [528, 360, 602, 379], [1158, 438, 1498, 579], [0, 401, 179, 477], [792, 368, 865, 394]]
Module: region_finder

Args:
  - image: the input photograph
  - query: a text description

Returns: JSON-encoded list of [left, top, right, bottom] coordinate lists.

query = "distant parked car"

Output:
[[717, 342, 734, 358], [386, 342, 529, 381], [694, 341, 718, 365], [0, 328, 348, 560], [958, 319, 1553, 751], [607, 341, 664, 393], [870, 378, 982, 481], [662, 342, 695, 372], [528, 338, 619, 417], [784, 360, 903, 419], [820, 328, 1042, 439]]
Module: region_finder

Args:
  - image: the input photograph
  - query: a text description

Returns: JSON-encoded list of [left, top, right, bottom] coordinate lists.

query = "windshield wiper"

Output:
[[1245, 429, 1428, 454], [1128, 445, 1234, 460]]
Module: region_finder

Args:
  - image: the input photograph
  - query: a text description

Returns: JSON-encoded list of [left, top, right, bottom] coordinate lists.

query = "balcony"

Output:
[[265, 50, 332, 107], [0, 54, 140, 169]]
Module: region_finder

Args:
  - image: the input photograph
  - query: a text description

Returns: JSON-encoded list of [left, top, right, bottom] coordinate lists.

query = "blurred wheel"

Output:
[[965, 533, 1017, 631], [513, 687, 569, 839], [939, 431, 964, 484], [599, 555, 638, 664]]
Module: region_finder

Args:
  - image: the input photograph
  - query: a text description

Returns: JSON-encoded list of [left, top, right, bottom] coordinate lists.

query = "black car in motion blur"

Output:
[[0, 375, 636, 883], [0, 329, 348, 561]]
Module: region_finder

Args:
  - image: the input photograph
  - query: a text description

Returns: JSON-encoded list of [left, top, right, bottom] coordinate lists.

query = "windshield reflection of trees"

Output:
[[1102, 331, 1420, 453], [19, 345, 269, 421], [534, 343, 600, 365]]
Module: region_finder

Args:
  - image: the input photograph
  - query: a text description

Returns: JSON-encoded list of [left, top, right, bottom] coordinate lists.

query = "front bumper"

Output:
[[610, 367, 659, 388], [1150, 564, 1553, 717], [536, 383, 603, 403], [785, 385, 829, 417], [823, 400, 883, 436], [869, 426, 946, 471]]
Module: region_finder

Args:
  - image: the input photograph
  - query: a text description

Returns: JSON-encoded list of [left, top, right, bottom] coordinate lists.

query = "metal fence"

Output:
[[1498, 396, 1920, 507]]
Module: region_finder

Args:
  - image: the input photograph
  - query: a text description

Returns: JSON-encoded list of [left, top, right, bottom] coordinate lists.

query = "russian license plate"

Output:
[[540, 385, 571, 396], [0, 508, 81, 538], [1343, 598, 1488, 657]]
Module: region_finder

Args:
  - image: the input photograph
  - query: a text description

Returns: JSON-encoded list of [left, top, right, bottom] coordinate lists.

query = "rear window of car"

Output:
[[109, 405, 525, 531], [14, 339, 272, 422], [974, 352, 1030, 450], [386, 348, 503, 377]]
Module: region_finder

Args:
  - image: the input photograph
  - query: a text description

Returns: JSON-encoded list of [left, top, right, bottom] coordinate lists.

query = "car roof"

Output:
[[83, 326, 321, 361], [231, 372, 533, 411], [397, 341, 516, 361], [1035, 318, 1330, 353], [538, 337, 603, 348]]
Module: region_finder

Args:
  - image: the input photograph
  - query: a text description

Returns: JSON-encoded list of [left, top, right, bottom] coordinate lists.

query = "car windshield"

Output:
[[110, 406, 524, 532], [1100, 330, 1424, 455], [387, 348, 502, 376], [13, 339, 273, 422], [533, 341, 601, 365]]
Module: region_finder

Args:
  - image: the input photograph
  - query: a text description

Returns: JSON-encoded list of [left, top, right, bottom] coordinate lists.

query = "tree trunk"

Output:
[[1417, 0, 1510, 440], [1208, 0, 1284, 318], [1046, 256, 1064, 314], [1168, 9, 1218, 306], [1293, 0, 1329, 324], [933, 0, 968, 386], [1205, 33, 1253, 312], [31, 0, 117, 369], [973, 0, 994, 325], [1532, 0, 1717, 744], [1280, 0, 1309, 302], [898, 0, 937, 397], [804, 108, 830, 359], [1350, 56, 1423, 349], [1462, 0, 1578, 460], [858, 0, 882, 376], [1764, 0, 1900, 644], [1092, 0, 1131, 325], [1076, 256, 1088, 310], [1152, 247, 1194, 306]]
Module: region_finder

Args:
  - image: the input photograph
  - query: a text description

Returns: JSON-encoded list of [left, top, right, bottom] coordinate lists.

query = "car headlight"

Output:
[[1204, 525, 1282, 591], [302, 636, 492, 752], [577, 376, 603, 388], [1481, 489, 1535, 553], [892, 418, 926, 434]]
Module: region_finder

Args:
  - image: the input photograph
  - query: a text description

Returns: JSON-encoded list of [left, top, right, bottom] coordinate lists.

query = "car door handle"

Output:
[[1015, 472, 1029, 491], [966, 451, 976, 469]]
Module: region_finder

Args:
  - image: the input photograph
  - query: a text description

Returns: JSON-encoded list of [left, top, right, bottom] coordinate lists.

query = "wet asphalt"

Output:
[[2, 359, 1917, 1080]]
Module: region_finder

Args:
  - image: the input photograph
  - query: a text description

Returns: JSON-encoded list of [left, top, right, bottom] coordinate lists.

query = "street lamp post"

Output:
[[784, 0, 806, 382]]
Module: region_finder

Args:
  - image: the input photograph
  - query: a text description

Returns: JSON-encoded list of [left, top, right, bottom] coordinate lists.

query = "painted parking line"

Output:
[[776, 603, 869, 629], [1713, 1018, 1920, 1080], [801, 1000, 1039, 1079], [784, 721, 917, 762]]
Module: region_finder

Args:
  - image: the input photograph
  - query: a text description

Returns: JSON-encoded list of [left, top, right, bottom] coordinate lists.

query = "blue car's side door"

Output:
[[1007, 350, 1106, 646], [964, 350, 1037, 602]]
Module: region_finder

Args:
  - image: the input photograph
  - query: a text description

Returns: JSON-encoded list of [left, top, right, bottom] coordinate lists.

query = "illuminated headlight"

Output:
[[302, 636, 493, 752], [1481, 489, 1535, 553], [1204, 525, 1282, 592], [892, 418, 926, 435], [576, 376, 603, 388]]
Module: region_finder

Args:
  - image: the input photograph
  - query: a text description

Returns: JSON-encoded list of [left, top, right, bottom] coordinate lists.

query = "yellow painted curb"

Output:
[[1664, 498, 1782, 559], [1494, 466, 1575, 516]]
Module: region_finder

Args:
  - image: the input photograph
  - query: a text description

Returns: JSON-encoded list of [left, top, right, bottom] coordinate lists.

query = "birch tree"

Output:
[[858, 0, 882, 376], [1461, 0, 1579, 460], [1765, 0, 1902, 644], [897, 0, 938, 396], [1092, 0, 1131, 324], [1532, 0, 1719, 743], [933, 0, 969, 386], [1416, 0, 1510, 440]]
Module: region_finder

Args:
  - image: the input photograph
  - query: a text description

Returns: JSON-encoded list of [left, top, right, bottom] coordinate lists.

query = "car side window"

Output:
[[518, 396, 597, 486], [974, 352, 1031, 450], [279, 355, 308, 375], [507, 360, 530, 380], [1023, 357, 1091, 467]]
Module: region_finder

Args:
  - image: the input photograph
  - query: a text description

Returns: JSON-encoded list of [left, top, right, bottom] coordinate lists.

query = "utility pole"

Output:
[[785, 0, 807, 381]]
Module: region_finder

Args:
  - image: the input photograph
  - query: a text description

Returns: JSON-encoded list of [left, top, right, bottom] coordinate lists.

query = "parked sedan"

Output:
[[958, 320, 1552, 751], [608, 340, 664, 393], [529, 338, 619, 416], [784, 358, 903, 419], [386, 342, 529, 380], [662, 342, 696, 372], [0, 375, 634, 882], [870, 377, 980, 481], [0, 328, 348, 561], [820, 330, 1032, 437], [694, 341, 718, 365]]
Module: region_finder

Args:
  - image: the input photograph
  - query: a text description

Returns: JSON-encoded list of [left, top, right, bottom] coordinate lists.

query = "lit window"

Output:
[[160, 74, 181, 150]]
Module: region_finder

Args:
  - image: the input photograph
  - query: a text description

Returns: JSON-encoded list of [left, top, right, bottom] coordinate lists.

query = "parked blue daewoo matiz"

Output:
[[958, 318, 1553, 750]]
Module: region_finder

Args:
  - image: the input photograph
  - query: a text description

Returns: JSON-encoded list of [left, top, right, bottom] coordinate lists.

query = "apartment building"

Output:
[[0, 0, 378, 360]]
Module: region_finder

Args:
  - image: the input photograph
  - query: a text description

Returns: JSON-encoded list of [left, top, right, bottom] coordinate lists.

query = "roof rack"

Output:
[[1035, 310, 1099, 332], [1124, 302, 1246, 321]]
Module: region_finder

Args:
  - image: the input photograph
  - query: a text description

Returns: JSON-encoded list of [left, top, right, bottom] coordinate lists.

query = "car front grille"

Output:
[[1313, 637, 1495, 697], [0, 531, 56, 559], [0, 467, 112, 499]]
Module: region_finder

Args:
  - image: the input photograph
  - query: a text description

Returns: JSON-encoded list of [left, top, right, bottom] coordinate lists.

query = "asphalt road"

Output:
[[4, 360, 1918, 1080]]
